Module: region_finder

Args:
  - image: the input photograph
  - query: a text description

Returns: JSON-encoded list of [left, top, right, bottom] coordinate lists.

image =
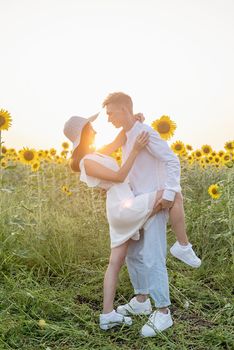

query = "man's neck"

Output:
[[122, 116, 137, 132]]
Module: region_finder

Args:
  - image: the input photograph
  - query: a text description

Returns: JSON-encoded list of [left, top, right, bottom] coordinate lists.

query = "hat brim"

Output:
[[88, 112, 99, 122], [71, 112, 100, 154]]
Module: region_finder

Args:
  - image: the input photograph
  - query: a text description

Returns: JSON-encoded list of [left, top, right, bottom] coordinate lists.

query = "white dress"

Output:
[[79, 152, 158, 248]]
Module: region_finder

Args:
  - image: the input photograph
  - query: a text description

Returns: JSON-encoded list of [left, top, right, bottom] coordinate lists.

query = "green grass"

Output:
[[0, 162, 233, 350]]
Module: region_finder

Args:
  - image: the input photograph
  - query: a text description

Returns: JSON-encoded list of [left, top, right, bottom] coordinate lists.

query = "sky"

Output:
[[1, 0, 234, 151]]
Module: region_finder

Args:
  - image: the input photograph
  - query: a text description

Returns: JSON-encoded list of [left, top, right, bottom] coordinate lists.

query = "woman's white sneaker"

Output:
[[117, 296, 152, 316], [99, 309, 132, 330], [170, 241, 201, 268], [141, 309, 173, 337]]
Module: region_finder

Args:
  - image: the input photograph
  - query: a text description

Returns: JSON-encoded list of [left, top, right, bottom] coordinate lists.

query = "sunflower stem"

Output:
[[0, 130, 2, 187], [226, 171, 234, 266], [0, 130, 1, 157], [37, 169, 42, 233]]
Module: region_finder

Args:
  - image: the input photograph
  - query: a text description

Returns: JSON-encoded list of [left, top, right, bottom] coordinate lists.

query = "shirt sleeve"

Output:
[[144, 127, 181, 201]]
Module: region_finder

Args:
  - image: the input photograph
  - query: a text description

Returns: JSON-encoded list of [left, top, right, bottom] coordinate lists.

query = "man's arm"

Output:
[[145, 128, 181, 203]]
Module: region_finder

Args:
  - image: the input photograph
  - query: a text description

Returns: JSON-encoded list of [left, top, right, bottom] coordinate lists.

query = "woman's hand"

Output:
[[134, 113, 145, 123], [133, 131, 149, 153]]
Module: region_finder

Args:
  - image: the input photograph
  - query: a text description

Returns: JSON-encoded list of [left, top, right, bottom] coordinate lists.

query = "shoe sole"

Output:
[[170, 249, 201, 268], [100, 321, 132, 330], [140, 320, 173, 337]]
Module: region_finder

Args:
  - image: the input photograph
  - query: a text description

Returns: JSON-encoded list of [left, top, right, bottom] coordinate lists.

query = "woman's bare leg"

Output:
[[103, 241, 130, 313], [150, 190, 189, 245], [168, 192, 201, 267], [168, 192, 189, 245]]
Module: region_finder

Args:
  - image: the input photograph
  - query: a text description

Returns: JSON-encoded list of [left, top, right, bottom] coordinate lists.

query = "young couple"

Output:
[[63, 92, 201, 337]]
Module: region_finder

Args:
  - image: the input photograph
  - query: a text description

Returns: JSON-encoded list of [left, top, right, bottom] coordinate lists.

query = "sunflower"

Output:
[[199, 158, 205, 164], [218, 150, 225, 157], [62, 142, 70, 150], [186, 144, 193, 152], [214, 163, 222, 169], [222, 152, 232, 164], [199, 158, 206, 168], [203, 157, 210, 165], [61, 185, 72, 196], [44, 156, 52, 163], [187, 154, 194, 164], [201, 145, 212, 155], [180, 151, 188, 158], [211, 151, 217, 157], [7, 148, 17, 158], [1, 146, 7, 154], [208, 155, 214, 162], [208, 184, 221, 199], [50, 148, 57, 156], [0, 109, 12, 131], [37, 150, 44, 159], [56, 158, 64, 164], [31, 161, 40, 172], [171, 141, 185, 154], [151, 115, 176, 140], [213, 155, 220, 164], [194, 149, 203, 159], [19, 148, 38, 165], [0, 159, 7, 168], [61, 150, 68, 158], [114, 151, 122, 162], [224, 140, 234, 152]]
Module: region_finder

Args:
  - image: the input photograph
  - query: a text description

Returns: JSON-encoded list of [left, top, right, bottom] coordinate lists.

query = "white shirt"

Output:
[[122, 121, 181, 201]]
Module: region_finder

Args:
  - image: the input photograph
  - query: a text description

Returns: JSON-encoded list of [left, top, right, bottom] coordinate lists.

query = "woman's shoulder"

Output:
[[80, 152, 118, 168], [79, 153, 100, 167], [79, 153, 101, 188]]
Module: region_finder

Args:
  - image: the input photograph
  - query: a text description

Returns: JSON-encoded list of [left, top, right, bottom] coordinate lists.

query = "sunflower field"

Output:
[[0, 110, 233, 350]]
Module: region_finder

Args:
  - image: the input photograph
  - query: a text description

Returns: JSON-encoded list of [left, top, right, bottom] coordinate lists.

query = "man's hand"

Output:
[[153, 202, 163, 213], [154, 197, 174, 210], [133, 113, 145, 123]]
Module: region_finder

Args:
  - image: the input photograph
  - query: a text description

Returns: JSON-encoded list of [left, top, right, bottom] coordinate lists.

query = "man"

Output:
[[101, 91, 181, 337]]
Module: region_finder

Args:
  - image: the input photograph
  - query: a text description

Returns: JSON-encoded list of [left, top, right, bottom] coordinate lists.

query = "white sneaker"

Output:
[[99, 310, 132, 330], [140, 309, 173, 337], [170, 241, 201, 268], [117, 297, 152, 316]]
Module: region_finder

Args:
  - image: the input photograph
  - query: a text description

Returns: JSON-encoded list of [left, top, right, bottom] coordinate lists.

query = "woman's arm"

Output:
[[97, 113, 145, 155], [84, 131, 149, 182], [97, 129, 126, 156]]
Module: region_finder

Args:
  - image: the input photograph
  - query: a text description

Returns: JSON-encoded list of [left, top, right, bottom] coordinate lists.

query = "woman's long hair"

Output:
[[69, 123, 91, 172]]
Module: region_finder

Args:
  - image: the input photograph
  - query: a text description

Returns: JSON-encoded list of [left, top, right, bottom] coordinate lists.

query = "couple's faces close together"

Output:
[[87, 103, 126, 145]]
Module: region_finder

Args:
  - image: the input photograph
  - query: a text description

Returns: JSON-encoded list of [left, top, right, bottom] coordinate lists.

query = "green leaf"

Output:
[[5, 165, 17, 170]]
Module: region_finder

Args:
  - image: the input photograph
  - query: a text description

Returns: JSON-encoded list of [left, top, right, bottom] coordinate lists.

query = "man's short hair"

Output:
[[102, 92, 133, 114]]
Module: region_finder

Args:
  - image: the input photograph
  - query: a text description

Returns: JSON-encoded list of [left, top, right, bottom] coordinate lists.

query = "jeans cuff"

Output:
[[154, 301, 171, 308], [134, 289, 149, 295]]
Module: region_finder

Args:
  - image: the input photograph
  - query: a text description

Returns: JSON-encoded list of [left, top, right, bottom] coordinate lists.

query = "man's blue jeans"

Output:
[[125, 209, 171, 308]]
